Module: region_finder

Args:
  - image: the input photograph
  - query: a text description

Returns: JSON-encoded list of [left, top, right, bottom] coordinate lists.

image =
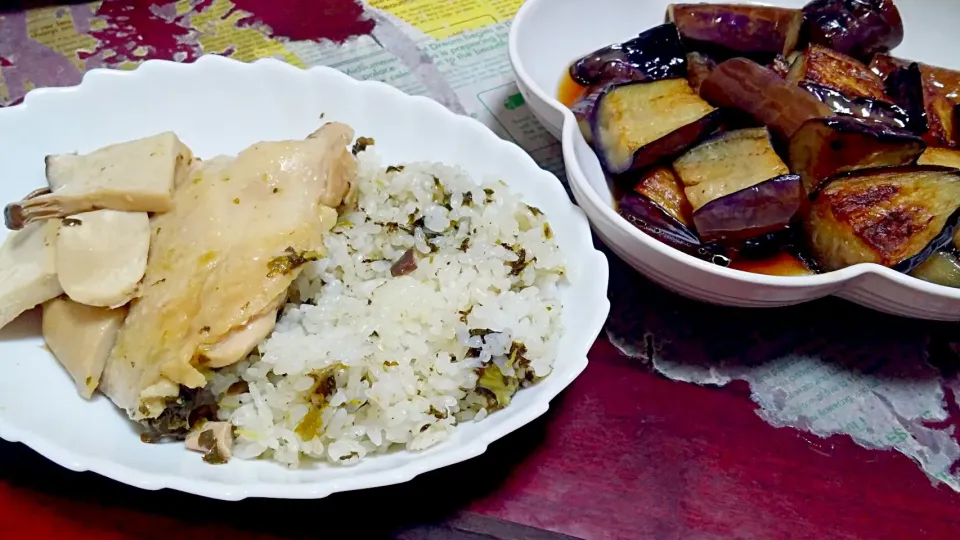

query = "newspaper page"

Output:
[[4, 0, 959, 493]]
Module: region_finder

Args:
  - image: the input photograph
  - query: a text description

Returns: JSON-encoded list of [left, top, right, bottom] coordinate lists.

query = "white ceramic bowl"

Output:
[[510, 0, 960, 320], [0, 55, 610, 500]]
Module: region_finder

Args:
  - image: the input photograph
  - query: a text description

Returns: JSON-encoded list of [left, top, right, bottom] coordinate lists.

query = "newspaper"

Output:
[[605, 254, 960, 491], [4, 0, 959, 492]]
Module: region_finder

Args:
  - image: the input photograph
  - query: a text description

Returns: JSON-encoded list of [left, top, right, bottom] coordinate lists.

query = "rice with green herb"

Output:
[[212, 148, 566, 467]]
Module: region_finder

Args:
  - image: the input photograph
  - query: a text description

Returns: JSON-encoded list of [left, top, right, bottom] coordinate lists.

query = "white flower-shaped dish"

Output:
[[0, 55, 610, 500], [510, 0, 960, 320]]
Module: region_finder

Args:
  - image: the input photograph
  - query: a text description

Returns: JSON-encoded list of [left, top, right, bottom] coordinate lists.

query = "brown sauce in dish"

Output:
[[557, 70, 587, 108], [731, 252, 816, 277]]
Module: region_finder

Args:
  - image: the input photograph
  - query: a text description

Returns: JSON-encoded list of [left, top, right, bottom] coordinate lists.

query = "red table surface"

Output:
[[3, 337, 960, 539]]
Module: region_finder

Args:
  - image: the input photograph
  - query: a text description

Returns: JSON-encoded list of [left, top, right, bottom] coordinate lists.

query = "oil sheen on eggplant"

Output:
[[787, 45, 888, 101], [802, 0, 904, 61], [805, 166, 960, 272], [666, 3, 804, 57], [799, 83, 911, 131], [569, 23, 687, 87]]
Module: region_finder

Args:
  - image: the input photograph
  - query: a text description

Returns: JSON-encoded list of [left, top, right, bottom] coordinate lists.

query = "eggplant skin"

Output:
[[799, 83, 911, 132], [591, 79, 721, 174], [806, 166, 960, 272], [787, 45, 887, 101], [699, 58, 833, 140], [788, 116, 926, 196], [692, 174, 802, 242], [570, 24, 687, 87], [667, 4, 803, 56], [803, 0, 904, 61]]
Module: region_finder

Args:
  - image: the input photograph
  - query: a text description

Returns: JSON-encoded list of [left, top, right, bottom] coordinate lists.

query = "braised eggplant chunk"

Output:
[[917, 147, 960, 169], [882, 61, 929, 136], [805, 166, 960, 272], [916, 64, 960, 147], [631, 166, 694, 227], [570, 77, 635, 145], [618, 191, 701, 253], [909, 250, 960, 288], [869, 53, 908, 81], [693, 174, 802, 242], [799, 83, 911, 131], [788, 116, 925, 195], [787, 45, 888, 101], [570, 23, 687, 87], [591, 79, 721, 173], [802, 0, 904, 61], [667, 3, 804, 57], [879, 58, 960, 146], [673, 127, 790, 210], [699, 58, 833, 140]]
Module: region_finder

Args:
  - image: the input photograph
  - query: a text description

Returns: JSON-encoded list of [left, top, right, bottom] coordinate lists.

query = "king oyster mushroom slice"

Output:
[[0, 220, 62, 330], [4, 132, 193, 230], [56, 210, 151, 308], [185, 422, 234, 464], [42, 298, 127, 399]]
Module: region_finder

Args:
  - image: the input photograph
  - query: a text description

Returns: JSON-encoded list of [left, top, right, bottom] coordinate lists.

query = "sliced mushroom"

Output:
[[185, 421, 233, 464], [42, 297, 127, 398], [0, 220, 62, 329], [5, 132, 193, 230], [56, 210, 150, 308]]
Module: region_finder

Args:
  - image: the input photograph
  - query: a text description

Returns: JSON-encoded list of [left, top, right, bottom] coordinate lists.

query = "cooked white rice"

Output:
[[212, 148, 566, 467]]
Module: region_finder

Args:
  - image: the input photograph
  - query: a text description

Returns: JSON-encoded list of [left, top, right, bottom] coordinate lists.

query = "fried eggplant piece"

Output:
[[570, 23, 687, 87], [876, 56, 960, 146], [787, 45, 888, 101], [799, 83, 911, 131], [631, 166, 694, 228], [673, 127, 790, 210], [802, 0, 904, 61], [699, 58, 833, 140], [591, 79, 721, 173], [667, 4, 804, 57], [693, 174, 803, 242], [805, 166, 960, 272], [788, 116, 925, 195]]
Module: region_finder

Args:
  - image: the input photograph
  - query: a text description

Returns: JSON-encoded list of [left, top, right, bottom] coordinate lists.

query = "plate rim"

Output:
[[507, 0, 960, 302], [0, 54, 612, 500]]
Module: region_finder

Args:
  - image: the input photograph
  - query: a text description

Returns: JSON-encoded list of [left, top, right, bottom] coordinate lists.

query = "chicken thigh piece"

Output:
[[101, 123, 357, 421]]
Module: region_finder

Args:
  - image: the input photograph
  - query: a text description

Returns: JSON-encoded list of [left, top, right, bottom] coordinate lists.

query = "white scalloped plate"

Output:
[[0, 55, 610, 500], [510, 0, 960, 320]]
